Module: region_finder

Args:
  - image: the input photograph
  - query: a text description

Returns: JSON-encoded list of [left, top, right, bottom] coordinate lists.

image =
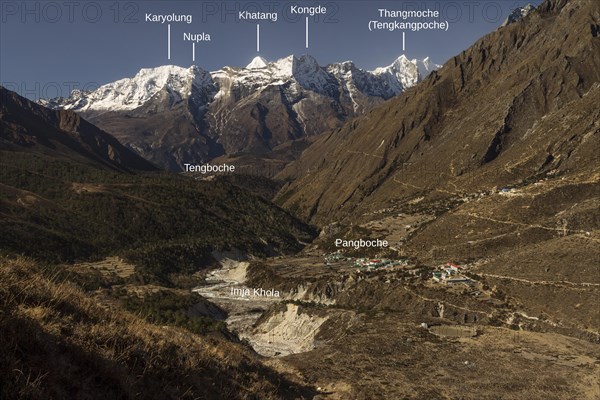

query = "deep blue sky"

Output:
[[1, 0, 541, 100]]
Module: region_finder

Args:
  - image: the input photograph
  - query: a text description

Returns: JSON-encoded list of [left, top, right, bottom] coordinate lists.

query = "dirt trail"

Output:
[[475, 272, 600, 288]]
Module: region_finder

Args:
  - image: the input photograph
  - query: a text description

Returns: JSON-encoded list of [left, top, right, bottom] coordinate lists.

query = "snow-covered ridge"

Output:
[[42, 54, 441, 112], [41, 65, 213, 112], [501, 4, 535, 27], [246, 56, 268, 69]]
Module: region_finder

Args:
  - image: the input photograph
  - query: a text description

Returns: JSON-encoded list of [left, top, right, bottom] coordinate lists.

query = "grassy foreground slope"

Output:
[[0, 257, 314, 400]]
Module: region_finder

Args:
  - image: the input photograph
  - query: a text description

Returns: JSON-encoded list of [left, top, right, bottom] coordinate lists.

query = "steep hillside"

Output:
[[0, 257, 314, 399], [277, 0, 600, 224], [273, 0, 599, 349], [0, 87, 156, 172]]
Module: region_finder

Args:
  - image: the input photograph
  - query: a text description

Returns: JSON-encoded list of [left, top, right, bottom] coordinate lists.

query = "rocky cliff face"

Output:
[[42, 55, 439, 171]]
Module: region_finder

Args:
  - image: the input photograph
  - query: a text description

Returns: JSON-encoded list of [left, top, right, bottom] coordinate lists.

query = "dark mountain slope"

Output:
[[0, 87, 157, 172], [276, 0, 600, 224], [0, 88, 317, 284]]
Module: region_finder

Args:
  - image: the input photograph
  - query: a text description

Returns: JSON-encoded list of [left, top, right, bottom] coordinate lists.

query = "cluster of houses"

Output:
[[353, 258, 405, 270], [432, 263, 471, 285], [324, 252, 347, 263], [324, 251, 408, 271]]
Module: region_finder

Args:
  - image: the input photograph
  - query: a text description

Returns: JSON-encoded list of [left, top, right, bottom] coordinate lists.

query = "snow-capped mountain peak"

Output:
[[269, 54, 322, 78], [43, 65, 214, 112], [501, 4, 535, 27], [369, 54, 440, 93], [40, 54, 442, 171], [271, 55, 296, 77], [43, 54, 440, 114], [414, 57, 441, 80], [246, 56, 268, 69]]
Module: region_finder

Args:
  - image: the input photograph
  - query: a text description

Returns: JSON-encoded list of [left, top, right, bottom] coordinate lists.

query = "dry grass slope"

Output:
[[0, 257, 314, 400]]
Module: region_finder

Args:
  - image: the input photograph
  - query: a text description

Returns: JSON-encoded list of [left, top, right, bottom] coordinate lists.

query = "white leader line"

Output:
[[257, 24, 260, 52], [305, 17, 309, 48], [168, 24, 171, 59]]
